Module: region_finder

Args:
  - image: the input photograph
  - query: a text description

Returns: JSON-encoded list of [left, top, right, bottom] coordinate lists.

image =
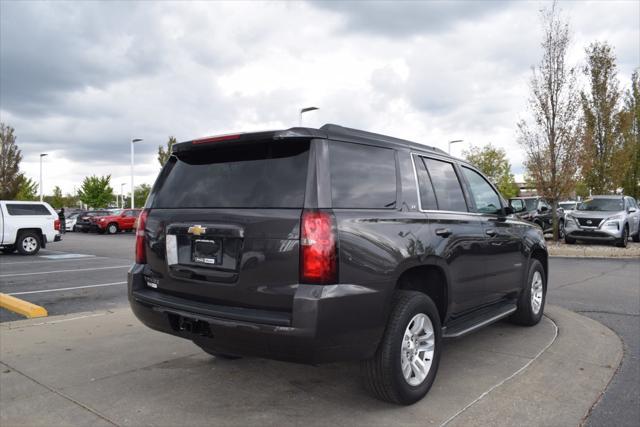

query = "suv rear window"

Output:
[[152, 141, 309, 208], [5, 203, 51, 215], [329, 142, 397, 209]]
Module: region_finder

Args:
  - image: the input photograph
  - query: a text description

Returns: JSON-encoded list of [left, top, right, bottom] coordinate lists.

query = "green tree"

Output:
[[517, 3, 580, 240], [463, 144, 519, 198], [617, 71, 640, 198], [134, 183, 151, 208], [14, 175, 38, 201], [579, 41, 625, 194], [48, 186, 64, 208], [78, 175, 114, 208], [158, 136, 176, 167], [0, 123, 23, 199]]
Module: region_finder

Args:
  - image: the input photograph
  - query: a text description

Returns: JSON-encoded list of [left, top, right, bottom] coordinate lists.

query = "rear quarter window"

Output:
[[329, 142, 397, 209], [5, 204, 52, 215]]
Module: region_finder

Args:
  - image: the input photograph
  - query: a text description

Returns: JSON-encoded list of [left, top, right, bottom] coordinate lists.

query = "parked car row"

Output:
[[73, 209, 141, 234], [508, 195, 640, 248]]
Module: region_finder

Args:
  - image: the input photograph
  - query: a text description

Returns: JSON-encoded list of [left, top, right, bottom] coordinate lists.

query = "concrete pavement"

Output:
[[0, 305, 621, 427]]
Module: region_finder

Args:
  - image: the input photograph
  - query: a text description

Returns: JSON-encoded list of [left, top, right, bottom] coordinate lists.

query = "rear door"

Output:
[[414, 155, 490, 316], [144, 139, 311, 312]]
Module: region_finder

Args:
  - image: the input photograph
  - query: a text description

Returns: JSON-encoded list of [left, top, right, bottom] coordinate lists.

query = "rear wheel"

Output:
[[510, 259, 546, 326], [632, 231, 640, 243], [564, 236, 576, 244], [616, 225, 629, 248], [361, 291, 441, 405], [16, 232, 41, 255], [107, 223, 118, 235]]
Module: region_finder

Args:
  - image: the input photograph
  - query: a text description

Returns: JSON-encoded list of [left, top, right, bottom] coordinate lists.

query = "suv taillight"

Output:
[[300, 210, 337, 284], [54, 219, 60, 231], [135, 209, 149, 264]]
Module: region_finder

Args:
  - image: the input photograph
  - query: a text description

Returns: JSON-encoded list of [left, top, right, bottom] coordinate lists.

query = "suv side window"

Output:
[[422, 157, 468, 212], [329, 142, 397, 209], [461, 167, 502, 215], [413, 155, 438, 210], [5, 203, 51, 215]]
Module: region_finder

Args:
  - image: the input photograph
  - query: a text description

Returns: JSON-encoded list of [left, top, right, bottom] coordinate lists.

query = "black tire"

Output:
[[82, 229, 88, 233], [73, 225, 78, 232], [510, 259, 546, 326], [564, 236, 576, 244], [1, 246, 15, 254], [615, 225, 629, 248], [632, 232, 640, 243], [15, 231, 41, 255], [107, 223, 118, 235], [361, 291, 442, 405], [558, 220, 565, 239], [197, 346, 242, 360]]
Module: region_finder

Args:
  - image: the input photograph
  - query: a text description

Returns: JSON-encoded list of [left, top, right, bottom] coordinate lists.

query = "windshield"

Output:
[[109, 209, 122, 215], [577, 198, 623, 212], [559, 202, 576, 210]]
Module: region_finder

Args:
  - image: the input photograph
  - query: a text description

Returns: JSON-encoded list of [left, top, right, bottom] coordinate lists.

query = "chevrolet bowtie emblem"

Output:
[[188, 225, 207, 236]]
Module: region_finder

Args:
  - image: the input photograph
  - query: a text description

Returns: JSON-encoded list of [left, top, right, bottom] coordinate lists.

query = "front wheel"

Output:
[[510, 259, 546, 326], [107, 223, 118, 235], [564, 236, 576, 244], [361, 291, 441, 405], [616, 226, 629, 248]]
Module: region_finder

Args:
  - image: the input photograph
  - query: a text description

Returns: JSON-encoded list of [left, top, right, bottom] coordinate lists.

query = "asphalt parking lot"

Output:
[[0, 233, 638, 426], [0, 232, 133, 322]]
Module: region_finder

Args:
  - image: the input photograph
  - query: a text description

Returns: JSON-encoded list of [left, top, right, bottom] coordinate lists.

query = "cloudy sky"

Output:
[[1, 0, 638, 197]]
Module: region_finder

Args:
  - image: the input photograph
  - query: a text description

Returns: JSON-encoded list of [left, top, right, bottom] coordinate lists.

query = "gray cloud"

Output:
[[309, 0, 515, 37]]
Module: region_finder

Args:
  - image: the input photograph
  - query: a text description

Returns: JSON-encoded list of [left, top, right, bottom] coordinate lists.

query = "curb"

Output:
[[444, 305, 624, 427], [0, 293, 48, 318]]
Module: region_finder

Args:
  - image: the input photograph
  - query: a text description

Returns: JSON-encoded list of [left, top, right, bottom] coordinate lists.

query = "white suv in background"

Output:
[[0, 201, 62, 255]]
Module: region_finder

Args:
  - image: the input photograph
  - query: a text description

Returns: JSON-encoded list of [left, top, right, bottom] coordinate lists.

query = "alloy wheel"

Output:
[[531, 271, 543, 315], [22, 236, 38, 253], [400, 313, 435, 386]]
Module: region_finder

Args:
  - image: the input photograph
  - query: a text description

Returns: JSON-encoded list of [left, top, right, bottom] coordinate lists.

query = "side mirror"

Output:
[[539, 206, 549, 213], [629, 207, 637, 213], [503, 206, 515, 216]]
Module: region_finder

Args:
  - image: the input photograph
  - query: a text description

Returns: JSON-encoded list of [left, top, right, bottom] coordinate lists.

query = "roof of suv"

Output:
[[588, 195, 623, 199], [173, 124, 448, 157]]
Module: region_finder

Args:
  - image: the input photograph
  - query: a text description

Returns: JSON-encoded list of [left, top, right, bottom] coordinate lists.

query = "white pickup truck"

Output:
[[0, 201, 62, 255]]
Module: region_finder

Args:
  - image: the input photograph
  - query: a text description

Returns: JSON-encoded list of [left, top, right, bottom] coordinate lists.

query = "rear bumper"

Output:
[[128, 264, 389, 364], [75, 223, 98, 232]]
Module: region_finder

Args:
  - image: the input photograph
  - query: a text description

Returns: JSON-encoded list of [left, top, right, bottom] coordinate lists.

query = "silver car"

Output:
[[565, 195, 640, 247]]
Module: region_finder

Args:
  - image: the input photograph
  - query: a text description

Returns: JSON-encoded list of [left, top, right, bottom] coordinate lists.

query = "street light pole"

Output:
[[39, 153, 48, 202], [130, 138, 143, 209], [299, 106, 319, 126], [448, 139, 463, 155], [120, 183, 126, 208]]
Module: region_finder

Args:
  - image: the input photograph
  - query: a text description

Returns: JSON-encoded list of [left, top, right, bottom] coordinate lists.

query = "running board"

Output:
[[442, 303, 517, 339]]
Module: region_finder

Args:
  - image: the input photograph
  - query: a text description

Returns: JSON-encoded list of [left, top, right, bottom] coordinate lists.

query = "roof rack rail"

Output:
[[319, 124, 447, 155]]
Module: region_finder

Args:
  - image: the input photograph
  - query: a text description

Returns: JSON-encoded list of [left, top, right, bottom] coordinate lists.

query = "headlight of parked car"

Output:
[[604, 214, 623, 229]]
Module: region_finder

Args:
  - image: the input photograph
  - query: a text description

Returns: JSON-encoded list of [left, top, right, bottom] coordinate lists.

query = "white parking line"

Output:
[[8, 282, 127, 296], [0, 265, 130, 278], [0, 256, 108, 266]]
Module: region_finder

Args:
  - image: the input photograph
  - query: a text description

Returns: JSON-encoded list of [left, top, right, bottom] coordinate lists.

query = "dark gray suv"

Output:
[[129, 124, 548, 405]]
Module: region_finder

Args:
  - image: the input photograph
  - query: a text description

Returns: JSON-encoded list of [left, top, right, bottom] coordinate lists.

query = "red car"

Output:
[[92, 209, 141, 234]]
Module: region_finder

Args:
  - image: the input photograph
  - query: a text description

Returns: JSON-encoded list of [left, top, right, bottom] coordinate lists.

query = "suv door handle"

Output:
[[485, 229, 497, 237], [435, 228, 452, 238]]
